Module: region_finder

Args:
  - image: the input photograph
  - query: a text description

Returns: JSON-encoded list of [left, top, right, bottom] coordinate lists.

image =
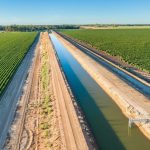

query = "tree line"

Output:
[[0, 25, 80, 32]]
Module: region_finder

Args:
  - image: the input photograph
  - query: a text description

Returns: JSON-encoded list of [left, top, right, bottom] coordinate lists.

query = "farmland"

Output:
[[0, 32, 37, 95], [61, 29, 150, 72]]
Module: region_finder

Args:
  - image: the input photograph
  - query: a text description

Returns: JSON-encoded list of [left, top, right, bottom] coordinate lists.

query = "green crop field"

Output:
[[61, 29, 150, 72], [0, 32, 37, 95]]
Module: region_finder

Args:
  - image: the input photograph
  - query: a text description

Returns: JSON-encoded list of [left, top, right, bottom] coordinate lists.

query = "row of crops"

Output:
[[61, 29, 150, 72], [0, 32, 37, 95]]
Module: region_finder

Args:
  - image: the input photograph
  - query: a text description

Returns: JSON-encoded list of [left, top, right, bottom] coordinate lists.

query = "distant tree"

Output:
[[0, 26, 5, 31], [0, 25, 80, 32]]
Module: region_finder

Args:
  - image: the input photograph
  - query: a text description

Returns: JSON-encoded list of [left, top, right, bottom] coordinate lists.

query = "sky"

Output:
[[0, 0, 150, 25]]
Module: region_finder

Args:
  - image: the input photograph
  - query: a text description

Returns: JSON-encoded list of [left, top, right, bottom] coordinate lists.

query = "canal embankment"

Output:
[[47, 32, 90, 150]]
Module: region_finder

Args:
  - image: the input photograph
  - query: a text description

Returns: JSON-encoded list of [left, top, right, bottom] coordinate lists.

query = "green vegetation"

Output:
[[39, 46, 51, 146], [0, 25, 79, 32], [40, 51, 51, 116], [40, 122, 49, 130], [61, 29, 150, 72], [0, 32, 37, 94]]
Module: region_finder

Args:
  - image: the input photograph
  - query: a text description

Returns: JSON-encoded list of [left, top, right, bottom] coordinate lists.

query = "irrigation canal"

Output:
[[50, 34, 150, 150]]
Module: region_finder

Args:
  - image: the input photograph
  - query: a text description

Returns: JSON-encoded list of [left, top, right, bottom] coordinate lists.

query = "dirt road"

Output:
[[53, 31, 150, 140]]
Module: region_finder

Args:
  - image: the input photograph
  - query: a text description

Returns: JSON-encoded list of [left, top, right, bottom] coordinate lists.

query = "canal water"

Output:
[[50, 34, 150, 150]]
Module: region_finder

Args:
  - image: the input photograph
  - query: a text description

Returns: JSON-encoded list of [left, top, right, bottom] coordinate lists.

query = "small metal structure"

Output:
[[128, 118, 150, 128]]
